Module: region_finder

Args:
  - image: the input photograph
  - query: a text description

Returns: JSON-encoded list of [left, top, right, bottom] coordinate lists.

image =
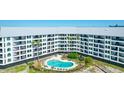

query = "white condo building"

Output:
[[0, 27, 124, 66]]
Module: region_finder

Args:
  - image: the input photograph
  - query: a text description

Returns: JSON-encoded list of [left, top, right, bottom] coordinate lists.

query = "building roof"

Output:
[[0, 27, 124, 37]]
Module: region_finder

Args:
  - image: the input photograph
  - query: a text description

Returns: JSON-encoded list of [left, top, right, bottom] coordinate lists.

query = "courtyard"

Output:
[[0, 53, 124, 73]]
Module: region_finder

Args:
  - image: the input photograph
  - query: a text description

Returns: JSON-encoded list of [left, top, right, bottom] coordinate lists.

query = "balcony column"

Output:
[[87, 34, 89, 54], [110, 36, 112, 61]]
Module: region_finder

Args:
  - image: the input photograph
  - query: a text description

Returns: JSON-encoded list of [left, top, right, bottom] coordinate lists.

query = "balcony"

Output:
[[111, 46, 118, 51], [85, 42, 88, 46], [14, 57, 20, 61], [81, 34, 88, 38], [20, 51, 26, 55], [14, 52, 19, 56], [81, 38, 88, 42], [94, 44, 98, 47], [99, 49, 104, 53], [119, 53, 124, 57], [13, 47, 19, 51], [111, 56, 117, 61], [13, 36, 26, 41], [0, 60, 3, 64], [112, 36, 124, 41], [85, 46, 88, 50], [89, 43, 93, 46], [94, 40, 104, 44], [94, 48, 98, 52], [111, 51, 118, 56], [33, 35, 41, 39], [119, 58, 124, 63], [0, 43, 2, 47], [20, 46, 26, 50], [13, 41, 26, 46], [99, 53, 104, 58], [112, 42, 124, 47], [0, 54, 3, 58], [0, 49, 2, 53], [21, 55, 26, 59], [105, 55, 110, 59], [47, 34, 54, 37], [99, 45, 104, 48], [94, 35, 104, 39], [93, 52, 98, 56], [0, 38, 2, 42], [47, 38, 54, 41], [84, 50, 88, 54], [119, 48, 124, 52], [89, 35, 93, 38]]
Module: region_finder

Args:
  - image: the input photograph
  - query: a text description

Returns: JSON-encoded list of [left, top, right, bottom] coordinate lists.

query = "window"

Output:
[[8, 58, 11, 62], [43, 35, 46, 37], [0, 54, 3, 58], [27, 45, 31, 48], [7, 53, 11, 57], [27, 49, 31, 53], [7, 37, 10, 40], [7, 48, 11, 51], [27, 54, 31, 57], [7, 42, 11, 46], [0, 38, 2, 41], [27, 40, 31, 43], [27, 36, 31, 39], [0, 60, 3, 64]]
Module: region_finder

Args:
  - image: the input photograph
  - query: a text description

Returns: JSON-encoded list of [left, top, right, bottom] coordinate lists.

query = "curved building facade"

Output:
[[0, 27, 124, 66]]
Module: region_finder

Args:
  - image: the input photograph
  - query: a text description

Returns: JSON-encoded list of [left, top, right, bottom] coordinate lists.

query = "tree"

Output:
[[77, 34, 80, 40], [67, 52, 79, 59], [32, 60, 42, 70], [32, 39, 42, 62]]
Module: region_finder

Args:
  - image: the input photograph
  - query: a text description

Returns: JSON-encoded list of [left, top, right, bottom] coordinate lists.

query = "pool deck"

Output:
[[42, 54, 77, 71]]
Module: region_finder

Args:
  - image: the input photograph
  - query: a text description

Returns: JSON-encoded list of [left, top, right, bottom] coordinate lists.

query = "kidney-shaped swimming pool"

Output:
[[45, 59, 77, 70]]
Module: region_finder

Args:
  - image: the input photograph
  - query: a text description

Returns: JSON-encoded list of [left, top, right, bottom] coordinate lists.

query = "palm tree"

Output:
[[66, 36, 70, 50], [32, 39, 42, 62], [32, 39, 42, 70], [67, 35, 73, 51], [77, 34, 80, 40]]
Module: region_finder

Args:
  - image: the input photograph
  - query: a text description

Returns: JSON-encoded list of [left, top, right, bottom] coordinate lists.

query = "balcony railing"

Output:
[[112, 42, 124, 47], [94, 40, 104, 44], [99, 45, 104, 48], [111, 51, 118, 56], [99, 53, 104, 58], [14, 52, 19, 56], [119, 53, 124, 57], [13, 36, 26, 40], [94, 36, 104, 39], [112, 37, 124, 41], [119, 58, 124, 63], [111, 56, 117, 61], [119, 48, 124, 52], [13, 41, 26, 46], [111, 46, 118, 51], [99, 49, 104, 53]]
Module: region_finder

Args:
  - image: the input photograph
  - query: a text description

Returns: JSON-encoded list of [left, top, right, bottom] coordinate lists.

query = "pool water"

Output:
[[47, 60, 74, 68]]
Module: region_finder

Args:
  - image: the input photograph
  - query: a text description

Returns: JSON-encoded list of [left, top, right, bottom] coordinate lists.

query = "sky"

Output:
[[0, 20, 124, 27]]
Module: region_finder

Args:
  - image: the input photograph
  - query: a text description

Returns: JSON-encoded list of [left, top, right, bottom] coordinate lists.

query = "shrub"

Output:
[[84, 57, 93, 66], [32, 61, 41, 70], [79, 55, 84, 61], [67, 52, 79, 59]]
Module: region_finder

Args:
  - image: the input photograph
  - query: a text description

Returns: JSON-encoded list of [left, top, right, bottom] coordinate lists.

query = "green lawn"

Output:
[[94, 60, 124, 72], [6, 64, 27, 73]]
